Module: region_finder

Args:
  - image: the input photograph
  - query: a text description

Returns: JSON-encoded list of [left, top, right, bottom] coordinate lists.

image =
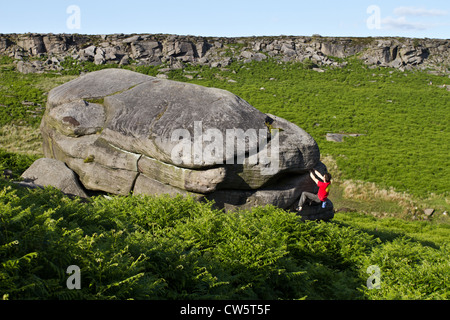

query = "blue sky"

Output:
[[0, 0, 449, 38]]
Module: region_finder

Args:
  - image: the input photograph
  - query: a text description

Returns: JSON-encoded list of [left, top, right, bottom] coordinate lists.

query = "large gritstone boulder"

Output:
[[36, 68, 332, 214]]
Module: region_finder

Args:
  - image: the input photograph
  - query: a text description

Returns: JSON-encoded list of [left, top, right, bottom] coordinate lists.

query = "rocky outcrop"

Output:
[[1, 33, 448, 74], [34, 68, 330, 212], [359, 39, 435, 70]]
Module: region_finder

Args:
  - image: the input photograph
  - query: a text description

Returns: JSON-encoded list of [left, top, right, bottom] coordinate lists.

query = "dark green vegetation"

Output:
[[1, 180, 448, 300], [0, 52, 449, 300], [0, 149, 39, 180]]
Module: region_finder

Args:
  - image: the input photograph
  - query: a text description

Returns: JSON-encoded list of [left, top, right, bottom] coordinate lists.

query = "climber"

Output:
[[297, 169, 331, 212]]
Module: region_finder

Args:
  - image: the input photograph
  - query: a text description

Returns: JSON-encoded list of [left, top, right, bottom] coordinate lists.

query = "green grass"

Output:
[[2, 56, 448, 202], [0, 149, 39, 179], [170, 59, 449, 201], [0, 125, 43, 156], [0, 57, 77, 128]]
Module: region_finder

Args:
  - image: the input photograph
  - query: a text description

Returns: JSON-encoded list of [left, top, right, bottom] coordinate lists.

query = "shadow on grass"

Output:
[[330, 219, 441, 250]]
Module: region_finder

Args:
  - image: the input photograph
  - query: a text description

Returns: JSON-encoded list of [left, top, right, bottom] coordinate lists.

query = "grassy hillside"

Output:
[[0, 53, 449, 300], [170, 59, 449, 202], [1, 56, 449, 206]]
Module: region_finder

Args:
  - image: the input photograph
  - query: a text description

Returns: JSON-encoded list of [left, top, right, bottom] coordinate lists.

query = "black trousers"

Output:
[[298, 191, 321, 207]]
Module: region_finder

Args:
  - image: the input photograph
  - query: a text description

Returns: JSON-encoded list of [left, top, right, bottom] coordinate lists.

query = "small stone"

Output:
[[326, 133, 345, 143], [21, 158, 88, 198], [3, 169, 13, 179]]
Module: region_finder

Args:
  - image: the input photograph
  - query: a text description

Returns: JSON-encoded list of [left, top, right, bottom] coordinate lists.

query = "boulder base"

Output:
[[295, 199, 335, 221], [20, 158, 88, 198]]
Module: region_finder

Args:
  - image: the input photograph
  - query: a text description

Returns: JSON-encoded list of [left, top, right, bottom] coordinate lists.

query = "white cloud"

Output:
[[393, 6, 448, 17], [379, 6, 448, 31], [381, 16, 430, 30]]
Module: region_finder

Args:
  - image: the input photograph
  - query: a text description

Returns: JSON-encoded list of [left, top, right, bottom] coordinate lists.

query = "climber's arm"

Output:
[[309, 170, 319, 184], [314, 170, 325, 182]]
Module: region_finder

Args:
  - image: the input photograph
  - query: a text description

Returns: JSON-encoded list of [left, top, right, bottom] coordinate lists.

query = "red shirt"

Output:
[[317, 181, 331, 201]]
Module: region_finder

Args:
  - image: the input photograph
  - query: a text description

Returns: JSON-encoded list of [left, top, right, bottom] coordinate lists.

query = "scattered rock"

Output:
[[3, 169, 13, 179], [119, 54, 130, 66], [156, 73, 169, 79], [326, 133, 365, 142], [326, 133, 345, 143], [83, 45, 97, 58], [424, 208, 435, 217], [20, 158, 89, 198]]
